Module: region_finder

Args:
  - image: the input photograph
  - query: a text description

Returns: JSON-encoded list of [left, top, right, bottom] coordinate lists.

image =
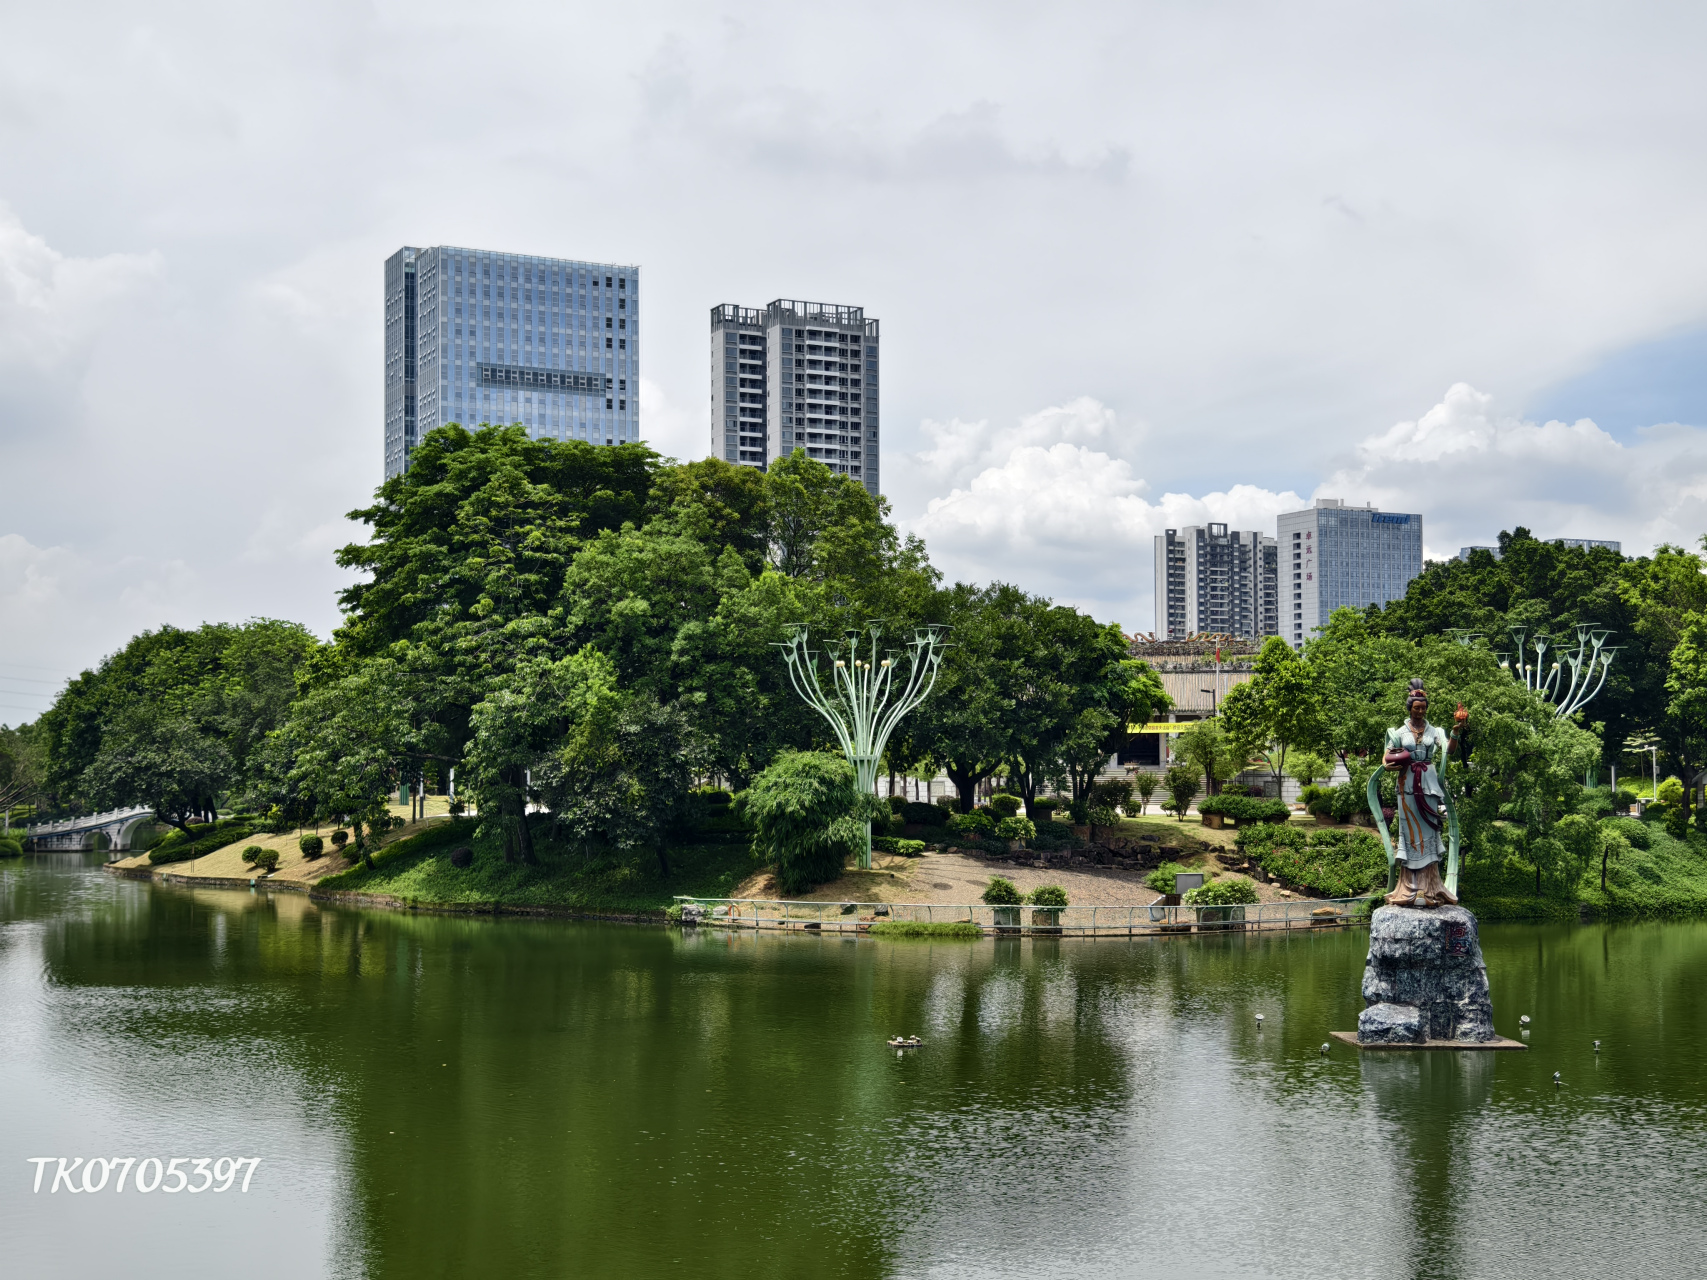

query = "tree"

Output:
[[284, 659, 434, 869], [1287, 752, 1332, 789], [1132, 770, 1158, 814], [0, 723, 45, 828], [36, 619, 315, 824], [1662, 611, 1707, 832], [1174, 719, 1237, 798], [737, 751, 879, 893], [1163, 764, 1199, 821], [1219, 636, 1326, 793]]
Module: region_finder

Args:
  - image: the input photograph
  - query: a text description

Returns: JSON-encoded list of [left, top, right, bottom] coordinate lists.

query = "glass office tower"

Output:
[[1278, 498, 1423, 647], [385, 245, 639, 479], [709, 299, 879, 496]]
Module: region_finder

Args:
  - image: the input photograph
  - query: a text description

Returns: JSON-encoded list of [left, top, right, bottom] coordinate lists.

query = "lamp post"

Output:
[[778, 622, 948, 870]]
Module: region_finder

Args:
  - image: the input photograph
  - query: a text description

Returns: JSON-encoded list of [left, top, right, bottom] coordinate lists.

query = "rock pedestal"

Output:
[[1357, 905, 1496, 1045]]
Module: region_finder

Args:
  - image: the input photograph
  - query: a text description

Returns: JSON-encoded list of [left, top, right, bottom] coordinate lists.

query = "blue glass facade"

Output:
[[385, 245, 639, 478], [1278, 500, 1423, 647]]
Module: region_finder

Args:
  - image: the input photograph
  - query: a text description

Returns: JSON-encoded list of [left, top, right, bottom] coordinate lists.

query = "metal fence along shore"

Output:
[[674, 896, 1376, 937]]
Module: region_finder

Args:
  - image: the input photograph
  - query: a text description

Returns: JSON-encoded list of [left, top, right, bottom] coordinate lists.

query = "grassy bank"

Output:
[[314, 818, 760, 916], [1463, 817, 1707, 921]]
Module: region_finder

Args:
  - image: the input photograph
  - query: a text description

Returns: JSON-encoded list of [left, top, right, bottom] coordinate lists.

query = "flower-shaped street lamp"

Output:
[[778, 622, 948, 870]]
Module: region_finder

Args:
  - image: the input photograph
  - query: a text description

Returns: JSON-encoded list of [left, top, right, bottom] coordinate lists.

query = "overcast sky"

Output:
[[5, 1, 1707, 723]]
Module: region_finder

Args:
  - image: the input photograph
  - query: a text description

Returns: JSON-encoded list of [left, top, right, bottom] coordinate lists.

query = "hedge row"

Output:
[[1236, 822, 1385, 898], [148, 818, 259, 865], [1198, 795, 1292, 825]]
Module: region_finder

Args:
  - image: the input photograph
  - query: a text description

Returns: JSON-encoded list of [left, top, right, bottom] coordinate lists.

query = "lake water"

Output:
[[4, 852, 1706, 1279]]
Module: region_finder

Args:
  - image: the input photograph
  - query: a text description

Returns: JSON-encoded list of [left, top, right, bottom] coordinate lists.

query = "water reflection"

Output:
[[5, 856, 1707, 1278]]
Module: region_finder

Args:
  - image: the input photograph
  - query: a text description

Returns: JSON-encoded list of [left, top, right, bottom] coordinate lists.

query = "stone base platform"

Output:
[[1329, 1031, 1527, 1051]]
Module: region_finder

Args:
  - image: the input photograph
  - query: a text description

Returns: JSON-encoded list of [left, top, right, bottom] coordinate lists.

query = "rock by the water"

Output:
[[1359, 1001, 1424, 1044], [1358, 905, 1496, 1044]]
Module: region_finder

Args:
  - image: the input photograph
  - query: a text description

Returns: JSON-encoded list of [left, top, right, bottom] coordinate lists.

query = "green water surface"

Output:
[[3, 853, 1705, 1279]]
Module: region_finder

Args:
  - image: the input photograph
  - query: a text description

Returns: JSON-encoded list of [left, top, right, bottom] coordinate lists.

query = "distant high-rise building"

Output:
[[1279, 499, 1423, 646], [710, 299, 880, 495], [1153, 524, 1279, 640], [385, 245, 638, 479]]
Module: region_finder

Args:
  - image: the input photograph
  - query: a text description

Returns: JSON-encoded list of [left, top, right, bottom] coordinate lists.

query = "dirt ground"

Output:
[[109, 798, 453, 885], [731, 838, 1307, 907]]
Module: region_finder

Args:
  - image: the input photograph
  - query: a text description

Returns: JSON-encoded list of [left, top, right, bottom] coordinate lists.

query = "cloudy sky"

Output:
[[4, 1, 1707, 723]]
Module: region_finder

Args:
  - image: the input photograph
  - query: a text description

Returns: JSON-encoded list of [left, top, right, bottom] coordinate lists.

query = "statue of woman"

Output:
[[1382, 679, 1464, 908]]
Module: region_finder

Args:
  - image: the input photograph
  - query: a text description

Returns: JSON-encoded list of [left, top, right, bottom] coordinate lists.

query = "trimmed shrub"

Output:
[[948, 809, 995, 835], [1199, 795, 1292, 825], [933, 795, 956, 810], [1145, 861, 1191, 893], [1028, 883, 1069, 907], [330, 829, 350, 850], [255, 849, 280, 873], [241, 845, 264, 866], [981, 876, 1024, 905], [1221, 782, 1250, 797], [1092, 778, 1133, 814], [901, 801, 950, 828], [996, 816, 1036, 843], [1604, 816, 1652, 850], [872, 835, 928, 857], [988, 794, 1022, 819], [299, 834, 324, 858], [448, 845, 474, 868], [1185, 876, 1259, 906], [693, 786, 733, 807], [1087, 805, 1119, 827], [0, 835, 23, 858], [1029, 797, 1058, 822], [886, 794, 908, 815]]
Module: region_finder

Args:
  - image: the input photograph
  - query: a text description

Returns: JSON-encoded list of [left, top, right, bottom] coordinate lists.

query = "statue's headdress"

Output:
[[1405, 678, 1428, 714]]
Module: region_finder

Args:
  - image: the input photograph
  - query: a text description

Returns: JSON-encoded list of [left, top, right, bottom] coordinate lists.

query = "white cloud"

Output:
[[908, 399, 1304, 632], [908, 384, 1707, 633], [0, 200, 161, 369]]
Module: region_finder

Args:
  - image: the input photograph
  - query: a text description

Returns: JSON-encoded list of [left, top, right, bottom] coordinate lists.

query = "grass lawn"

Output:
[[316, 818, 761, 916]]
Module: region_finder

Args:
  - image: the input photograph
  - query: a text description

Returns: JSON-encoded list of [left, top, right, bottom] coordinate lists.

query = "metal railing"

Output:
[[672, 895, 1376, 937]]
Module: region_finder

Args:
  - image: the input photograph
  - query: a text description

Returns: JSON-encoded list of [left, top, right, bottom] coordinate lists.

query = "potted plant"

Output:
[[1184, 876, 1258, 931], [996, 815, 1036, 853], [1030, 797, 1058, 824], [982, 876, 1024, 933], [1028, 883, 1068, 934]]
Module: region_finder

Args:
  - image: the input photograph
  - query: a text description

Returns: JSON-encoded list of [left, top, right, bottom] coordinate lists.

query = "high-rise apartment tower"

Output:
[[385, 246, 639, 479], [1278, 498, 1423, 646], [1153, 524, 1279, 640], [710, 299, 880, 495]]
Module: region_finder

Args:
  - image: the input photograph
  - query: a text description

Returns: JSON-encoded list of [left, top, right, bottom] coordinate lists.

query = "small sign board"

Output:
[[1173, 872, 1205, 894]]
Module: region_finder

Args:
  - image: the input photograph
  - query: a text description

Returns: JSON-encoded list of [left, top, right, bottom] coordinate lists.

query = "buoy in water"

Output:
[[1593, 1040, 1601, 1052], [1320, 1043, 1330, 1055], [1520, 1014, 1531, 1026]]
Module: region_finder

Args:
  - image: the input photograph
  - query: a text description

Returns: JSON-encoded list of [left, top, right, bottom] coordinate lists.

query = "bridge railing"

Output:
[[25, 806, 154, 837]]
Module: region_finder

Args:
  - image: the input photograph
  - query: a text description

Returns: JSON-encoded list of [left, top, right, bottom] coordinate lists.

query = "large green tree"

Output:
[[1220, 635, 1326, 792], [36, 619, 316, 824]]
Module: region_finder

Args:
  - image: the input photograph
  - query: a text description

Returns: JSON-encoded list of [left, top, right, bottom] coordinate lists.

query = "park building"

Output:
[[1152, 525, 1280, 641], [1279, 498, 1423, 647], [710, 299, 880, 496], [385, 245, 639, 479]]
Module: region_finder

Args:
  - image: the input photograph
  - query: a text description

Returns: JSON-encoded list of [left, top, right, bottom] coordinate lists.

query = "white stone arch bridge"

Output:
[[25, 807, 157, 853]]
